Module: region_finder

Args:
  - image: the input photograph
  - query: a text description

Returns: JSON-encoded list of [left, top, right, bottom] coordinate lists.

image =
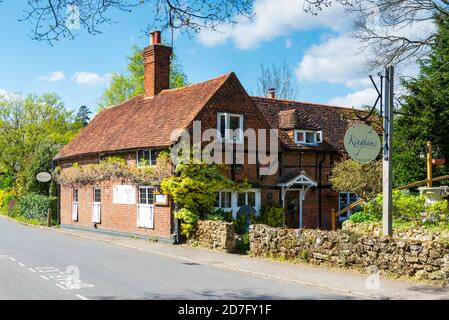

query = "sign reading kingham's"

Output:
[[344, 124, 381, 163]]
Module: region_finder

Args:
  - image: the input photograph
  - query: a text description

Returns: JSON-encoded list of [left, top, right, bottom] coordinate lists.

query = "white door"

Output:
[[92, 188, 101, 223], [72, 189, 78, 221], [138, 187, 154, 229]]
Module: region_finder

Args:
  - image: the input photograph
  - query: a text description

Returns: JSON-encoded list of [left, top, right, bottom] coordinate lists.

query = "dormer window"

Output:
[[217, 112, 244, 143], [294, 130, 323, 145], [137, 149, 158, 166]]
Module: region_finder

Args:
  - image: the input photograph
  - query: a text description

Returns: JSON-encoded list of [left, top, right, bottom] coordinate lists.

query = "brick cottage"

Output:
[[54, 31, 370, 242]]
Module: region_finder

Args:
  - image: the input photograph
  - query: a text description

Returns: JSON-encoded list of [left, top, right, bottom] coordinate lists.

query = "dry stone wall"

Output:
[[249, 224, 449, 283], [191, 220, 237, 253]]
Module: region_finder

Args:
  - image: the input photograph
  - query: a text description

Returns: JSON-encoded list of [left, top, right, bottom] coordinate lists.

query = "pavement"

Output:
[[1, 215, 449, 300]]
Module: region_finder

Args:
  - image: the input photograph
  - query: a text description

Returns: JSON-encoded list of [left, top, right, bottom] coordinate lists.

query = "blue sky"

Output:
[[0, 0, 404, 113]]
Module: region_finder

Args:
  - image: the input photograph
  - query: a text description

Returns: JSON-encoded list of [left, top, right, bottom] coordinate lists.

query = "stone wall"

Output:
[[249, 224, 449, 283], [191, 220, 237, 253]]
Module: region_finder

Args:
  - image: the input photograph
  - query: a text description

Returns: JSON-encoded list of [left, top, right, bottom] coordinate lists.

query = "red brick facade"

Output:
[[54, 33, 370, 241]]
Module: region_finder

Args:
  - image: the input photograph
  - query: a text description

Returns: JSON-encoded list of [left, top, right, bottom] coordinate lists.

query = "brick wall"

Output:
[[60, 178, 173, 240]]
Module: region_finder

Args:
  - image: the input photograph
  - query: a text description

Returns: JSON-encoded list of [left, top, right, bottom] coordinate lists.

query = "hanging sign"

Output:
[[36, 172, 52, 182], [344, 124, 381, 163]]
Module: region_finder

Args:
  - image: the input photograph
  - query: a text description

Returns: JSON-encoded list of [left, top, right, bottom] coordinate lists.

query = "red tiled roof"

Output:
[[54, 73, 231, 160], [251, 96, 375, 152]]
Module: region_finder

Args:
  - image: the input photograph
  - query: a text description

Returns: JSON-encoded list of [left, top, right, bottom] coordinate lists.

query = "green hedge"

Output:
[[12, 193, 57, 224]]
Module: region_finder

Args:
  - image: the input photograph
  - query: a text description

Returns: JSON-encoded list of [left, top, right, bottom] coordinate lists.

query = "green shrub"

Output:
[[13, 193, 57, 224], [233, 214, 257, 235], [0, 188, 16, 214], [205, 209, 233, 222], [175, 208, 199, 238], [349, 211, 380, 223], [428, 200, 449, 218], [235, 232, 250, 253], [256, 203, 284, 227], [363, 190, 425, 221]]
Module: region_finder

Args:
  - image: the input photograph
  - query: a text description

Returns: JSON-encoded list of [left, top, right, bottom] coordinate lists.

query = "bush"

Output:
[[0, 188, 16, 214], [205, 209, 233, 222], [235, 232, 250, 253], [349, 211, 380, 223], [233, 214, 257, 235], [256, 203, 284, 227], [175, 208, 199, 238], [12, 193, 56, 224], [428, 200, 449, 218]]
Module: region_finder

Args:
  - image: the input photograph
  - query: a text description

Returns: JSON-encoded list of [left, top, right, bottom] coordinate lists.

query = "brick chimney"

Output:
[[142, 31, 173, 97], [268, 88, 276, 99]]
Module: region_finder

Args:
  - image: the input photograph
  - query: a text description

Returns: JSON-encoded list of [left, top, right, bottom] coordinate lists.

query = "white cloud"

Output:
[[328, 88, 378, 108], [197, 0, 349, 49], [36, 71, 65, 82], [296, 35, 371, 89], [72, 72, 111, 86]]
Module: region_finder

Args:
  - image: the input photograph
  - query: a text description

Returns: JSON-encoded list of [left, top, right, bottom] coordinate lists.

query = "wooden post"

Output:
[[427, 141, 433, 187], [331, 208, 336, 231], [47, 208, 52, 227]]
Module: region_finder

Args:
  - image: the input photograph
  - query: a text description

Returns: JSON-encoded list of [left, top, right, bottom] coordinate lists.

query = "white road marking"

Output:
[[8, 257, 16, 261], [28, 268, 37, 273], [56, 284, 67, 290], [76, 294, 88, 300], [18, 263, 25, 267], [40, 275, 50, 280]]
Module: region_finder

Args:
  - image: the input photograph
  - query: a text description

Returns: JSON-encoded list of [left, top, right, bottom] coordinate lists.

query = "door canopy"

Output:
[[278, 171, 318, 201]]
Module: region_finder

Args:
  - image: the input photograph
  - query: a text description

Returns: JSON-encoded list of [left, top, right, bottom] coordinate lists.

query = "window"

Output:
[[73, 189, 78, 203], [99, 154, 106, 162], [294, 130, 323, 144], [217, 113, 244, 143], [216, 191, 232, 209], [137, 149, 158, 166], [139, 187, 154, 205], [237, 192, 256, 207], [93, 188, 101, 203], [338, 192, 360, 221]]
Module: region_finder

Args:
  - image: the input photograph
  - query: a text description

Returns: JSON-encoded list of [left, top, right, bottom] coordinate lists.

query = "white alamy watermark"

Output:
[[365, 265, 381, 290], [66, 4, 80, 30], [170, 121, 279, 176]]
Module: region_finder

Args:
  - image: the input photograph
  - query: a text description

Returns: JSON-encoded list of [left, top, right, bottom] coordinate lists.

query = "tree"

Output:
[[330, 159, 382, 201], [0, 93, 81, 179], [16, 1, 254, 45], [393, 14, 449, 186], [256, 61, 299, 100], [161, 161, 249, 237], [75, 105, 92, 127], [304, 0, 448, 68], [98, 46, 188, 109]]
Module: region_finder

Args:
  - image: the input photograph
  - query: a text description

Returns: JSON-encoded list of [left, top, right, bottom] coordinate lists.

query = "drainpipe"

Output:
[[318, 153, 326, 229]]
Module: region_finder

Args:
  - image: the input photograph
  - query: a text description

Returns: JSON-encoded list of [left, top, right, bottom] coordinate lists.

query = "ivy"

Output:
[[53, 153, 172, 187]]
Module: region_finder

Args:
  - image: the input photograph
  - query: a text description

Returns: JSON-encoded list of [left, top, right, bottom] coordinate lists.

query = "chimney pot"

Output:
[[151, 31, 161, 45], [268, 88, 276, 99]]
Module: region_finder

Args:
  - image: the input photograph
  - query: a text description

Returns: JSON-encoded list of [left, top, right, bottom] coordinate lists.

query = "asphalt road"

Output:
[[0, 217, 351, 300]]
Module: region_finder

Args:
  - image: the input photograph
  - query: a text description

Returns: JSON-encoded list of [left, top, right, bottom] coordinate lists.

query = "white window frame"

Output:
[[136, 149, 157, 167], [217, 112, 244, 144], [215, 189, 261, 218], [72, 188, 79, 221], [294, 130, 323, 145]]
